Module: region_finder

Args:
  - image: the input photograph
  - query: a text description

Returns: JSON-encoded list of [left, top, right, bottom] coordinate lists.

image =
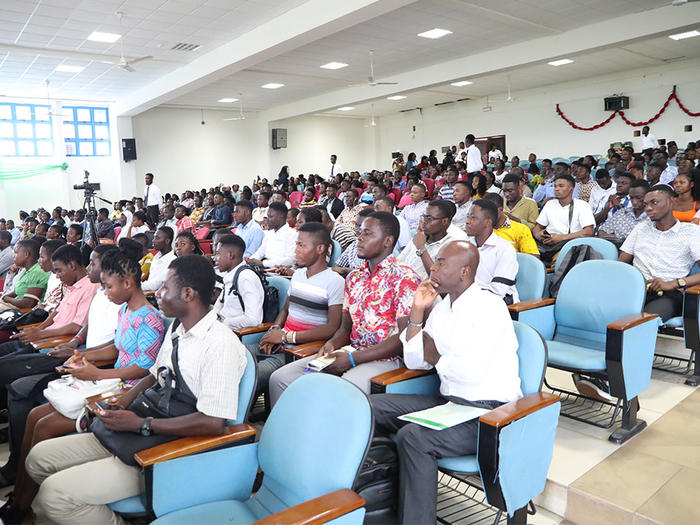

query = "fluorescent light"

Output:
[[417, 28, 452, 39], [387, 95, 406, 100], [669, 30, 700, 40], [218, 98, 238, 103], [337, 106, 355, 111], [87, 31, 121, 43], [261, 83, 284, 89], [548, 58, 574, 66], [321, 62, 348, 70], [451, 81, 473, 87], [55, 65, 84, 73]]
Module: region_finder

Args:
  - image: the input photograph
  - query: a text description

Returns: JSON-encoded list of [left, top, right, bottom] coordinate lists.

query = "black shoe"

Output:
[[0, 427, 8, 445], [573, 374, 614, 402], [0, 504, 29, 525]]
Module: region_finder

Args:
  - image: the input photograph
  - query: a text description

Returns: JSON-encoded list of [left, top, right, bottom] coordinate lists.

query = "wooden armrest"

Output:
[[285, 340, 326, 360], [253, 489, 364, 525], [479, 392, 560, 428], [30, 335, 74, 350], [19, 307, 33, 313], [134, 423, 257, 467], [235, 322, 275, 337], [607, 312, 659, 331], [85, 387, 132, 412], [17, 322, 43, 330], [371, 367, 435, 387], [685, 285, 700, 295], [144, 291, 155, 297], [93, 358, 117, 368], [508, 298, 555, 313], [212, 223, 232, 229]]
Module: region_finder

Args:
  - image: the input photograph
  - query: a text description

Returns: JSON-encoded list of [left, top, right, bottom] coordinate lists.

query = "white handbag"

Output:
[[44, 375, 122, 419]]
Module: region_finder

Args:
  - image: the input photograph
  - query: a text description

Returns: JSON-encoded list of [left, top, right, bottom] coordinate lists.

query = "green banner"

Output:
[[0, 161, 68, 181]]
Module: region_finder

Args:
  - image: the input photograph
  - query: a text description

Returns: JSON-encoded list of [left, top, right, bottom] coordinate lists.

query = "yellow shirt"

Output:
[[504, 197, 539, 230], [495, 218, 539, 255], [140, 252, 155, 279]]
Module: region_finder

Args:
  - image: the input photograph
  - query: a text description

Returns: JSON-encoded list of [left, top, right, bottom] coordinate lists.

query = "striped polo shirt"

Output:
[[283, 267, 345, 332]]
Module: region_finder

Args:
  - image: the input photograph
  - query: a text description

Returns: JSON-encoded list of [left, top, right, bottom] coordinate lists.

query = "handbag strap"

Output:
[[169, 320, 197, 401], [567, 201, 575, 234]]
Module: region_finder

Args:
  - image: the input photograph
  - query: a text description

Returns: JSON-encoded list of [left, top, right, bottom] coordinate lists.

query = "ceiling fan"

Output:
[[223, 97, 247, 121], [364, 104, 377, 127], [367, 50, 397, 86], [505, 74, 514, 102], [98, 12, 152, 72]]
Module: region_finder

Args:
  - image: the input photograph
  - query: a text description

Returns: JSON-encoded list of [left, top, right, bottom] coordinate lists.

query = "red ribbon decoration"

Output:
[[556, 86, 699, 130]]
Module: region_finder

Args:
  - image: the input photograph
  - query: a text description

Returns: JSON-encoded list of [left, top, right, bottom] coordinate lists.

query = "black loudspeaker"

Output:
[[272, 128, 287, 149], [122, 138, 137, 162], [604, 96, 630, 111]]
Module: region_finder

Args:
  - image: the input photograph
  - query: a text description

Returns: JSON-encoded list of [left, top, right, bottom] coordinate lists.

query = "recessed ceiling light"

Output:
[[337, 106, 355, 111], [451, 81, 473, 87], [87, 31, 121, 43], [261, 83, 284, 89], [218, 98, 238, 103], [387, 95, 406, 100], [548, 58, 574, 66], [55, 65, 84, 73], [417, 28, 452, 39], [669, 30, 700, 40], [321, 62, 349, 70]]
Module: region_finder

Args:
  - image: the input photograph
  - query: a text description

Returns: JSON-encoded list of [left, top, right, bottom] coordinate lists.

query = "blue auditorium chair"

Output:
[[551, 157, 568, 164], [370, 322, 560, 524], [234, 276, 290, 346], [545, 238, 618, 295], [509, 260, 658, 444], [515, 253, 546, 302], [329, 239, 342, 267], [148, 374, 371, 525]]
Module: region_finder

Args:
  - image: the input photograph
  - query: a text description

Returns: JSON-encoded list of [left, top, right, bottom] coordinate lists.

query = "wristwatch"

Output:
[[140, 417, 153, 437], [415, 248, 426, 257], [677, 278, 687, 289]]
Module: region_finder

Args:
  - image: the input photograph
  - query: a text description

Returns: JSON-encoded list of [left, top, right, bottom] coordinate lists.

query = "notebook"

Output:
[[398, 402, 490, 431]]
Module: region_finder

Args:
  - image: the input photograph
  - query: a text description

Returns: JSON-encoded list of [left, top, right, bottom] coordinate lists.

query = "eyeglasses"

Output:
[[421, 214, 446, 222]]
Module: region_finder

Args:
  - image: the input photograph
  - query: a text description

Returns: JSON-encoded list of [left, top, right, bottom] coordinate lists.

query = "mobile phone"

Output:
[[96, 401, 122, 411]]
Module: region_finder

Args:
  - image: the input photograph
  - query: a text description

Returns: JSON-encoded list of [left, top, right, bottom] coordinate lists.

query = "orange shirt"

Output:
[[673, 201, 698, 223]]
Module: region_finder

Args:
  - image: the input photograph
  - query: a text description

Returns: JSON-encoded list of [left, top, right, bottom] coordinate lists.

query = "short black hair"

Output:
[[69, 223, 83, 237], [367, 211, 400, 249], [377, 196, 396, 209], [502, 174, 520, 186], [118, 238, 145, 261], [554, 173, 576, 187], [51, 244, 82, 265], [169, 255, 215, 307], [595, 169, 611, 180], [648, 183, 677, 198], [482, 192, 504, 208], [40, 239, 66, 258], [427, 199, 454, 220], [217, 234, 246, 256], [287, 208, 300, 218], [158, 226, 174, 243], [373, 184, 387, 196], [358, 207, 375, 219], [235, 199, 254, 212], [455, 180, 472, 193], [616, 171, 635, 183], [298, 222, 332, 250], [630, 179, 650, 191], [93, 243, 119, 258], [98, 208, 109, 217], [472, 199, 499, 225], [327, 183, 338, 191], [268, 202, 288, 216], [17, 238, 40, 260], [133, 210, 148, 222], [0, 231, 11, 244], [299, 207, 323, 223], [554, 161, 570, 170]]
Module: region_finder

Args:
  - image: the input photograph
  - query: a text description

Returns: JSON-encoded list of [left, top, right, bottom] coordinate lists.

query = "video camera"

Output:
[[73, 170, 101, 193]]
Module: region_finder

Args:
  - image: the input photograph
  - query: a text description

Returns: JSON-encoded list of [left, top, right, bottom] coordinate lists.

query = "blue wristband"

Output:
[[348, 352, 357, 368]]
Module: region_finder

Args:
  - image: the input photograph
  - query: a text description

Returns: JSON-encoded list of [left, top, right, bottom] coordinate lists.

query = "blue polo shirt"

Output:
[[235, 220, 265, 257]]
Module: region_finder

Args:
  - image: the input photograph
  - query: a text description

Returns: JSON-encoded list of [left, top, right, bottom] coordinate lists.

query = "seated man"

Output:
[[598, 179, 650, 243], [398, 200, 466, 280], [374, 197, 411, 251], [574, 163, 598, 203], [320, 209, 356, 252], [333, 207, 375, 278], [141, 227, 176, 292], [0, 231, 15, 280], [96, 208, 115, 240], [0, 239, 50, 311], [592, 171, 634, 226], [156, 204, 177, 231], [25, 255, 247, 525], [270, 211, 421, 403], [336, 189, 365, 227], [502, 174, 539, 229], [232, 200, 265, 258], [482, 193, 539, 257], [400, 183, 429, 232], [251, 223, 344, 394], [588, 169, 617, 223], [437, 167, 459, 202], [370, 241, 521, 525], [324, 183, 345, 219], [214, 234, 264, 331], [451, 181, 473, 232], [252, 192, 270, 227], [466, 199, 519, 303], [248, 202, 297, 268], [532, 174, 595, 266]]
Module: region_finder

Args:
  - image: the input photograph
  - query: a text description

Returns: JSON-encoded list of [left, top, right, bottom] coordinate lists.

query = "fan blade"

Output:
[[375, 81, 398, 85], [121, 64, 135, 73], [223, 117, 245, 121], [128, 55, 152, 66]]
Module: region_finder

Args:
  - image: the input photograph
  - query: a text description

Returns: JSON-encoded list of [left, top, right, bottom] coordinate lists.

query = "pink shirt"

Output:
[[51, 275, 100, 328], [176, 215, 193, 233]]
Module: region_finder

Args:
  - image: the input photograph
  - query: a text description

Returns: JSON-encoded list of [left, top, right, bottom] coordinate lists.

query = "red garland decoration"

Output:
[[556, 86, 699, 130]]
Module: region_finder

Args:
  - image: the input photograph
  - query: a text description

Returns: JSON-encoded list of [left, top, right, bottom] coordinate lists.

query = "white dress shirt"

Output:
[[328, 162, 344, 177], [536, 198, 595, 235], [470, 232, 519, 302], [401, 283, 522, 403], [660, 165, 678, 185], [145, 183, 163, 209], [216, 261, 264, 330], [452, 201, 472, 231], [252, 206, 268, 226], [0, 246, 14, 279], [398, 228, 466, 280], [86, 288, 122, 348], [142, 250, 177, 292], [588, 182, 617, 216], [251, 223, 298, 268], [641, 134, 659, 150], [466, 144, 484, 173], [488, 149, 503, 161]]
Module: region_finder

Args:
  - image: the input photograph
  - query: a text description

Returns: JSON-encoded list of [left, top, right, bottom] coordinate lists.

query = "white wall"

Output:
[[373, 58, 700, 167]]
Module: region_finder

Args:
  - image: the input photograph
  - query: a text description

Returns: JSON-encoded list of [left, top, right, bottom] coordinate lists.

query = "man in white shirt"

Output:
[[451, 181, 473, 232], [144, 173, 162, 228], [6, 221, 20, 246], [214, 234, 264, 331], [588, 169, 617, 221], [0, 231, 14, 279], [374, 197, 411, 251], [641, 126, 659, 153], [327, 154, 344, 178], [465, 134, 483, 174], [533, 174, 595, 266], [465, 199, 519, 303], [248, 203, 297, 268], [252, 192, 270, 227], [142, 227, 176, 292], [370, 241, 521, 525], [488, 143, 503, 161]]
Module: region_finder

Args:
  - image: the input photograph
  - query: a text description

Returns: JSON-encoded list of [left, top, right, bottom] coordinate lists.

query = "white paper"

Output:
[[398, 402, 490, 430]]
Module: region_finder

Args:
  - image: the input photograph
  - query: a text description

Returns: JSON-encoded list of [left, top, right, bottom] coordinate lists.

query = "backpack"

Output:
[[230, 264, 279, 323], [353, 436, 399, 524], [549, 245, 603, 298]]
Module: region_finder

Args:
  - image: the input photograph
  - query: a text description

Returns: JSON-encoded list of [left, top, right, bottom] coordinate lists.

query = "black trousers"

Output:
[[370, 394, 502, 525], [0, 345, 63, 410], [645, 289, 683, 323]]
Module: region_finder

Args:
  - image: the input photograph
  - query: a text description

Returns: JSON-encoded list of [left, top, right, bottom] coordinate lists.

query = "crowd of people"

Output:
[[0, 129, 697, 524]]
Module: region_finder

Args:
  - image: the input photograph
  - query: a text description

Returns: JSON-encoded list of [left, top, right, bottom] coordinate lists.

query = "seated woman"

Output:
[[174, 231, 204, 257], [672, 171, 698, 222], [0, 248, 165, 523]]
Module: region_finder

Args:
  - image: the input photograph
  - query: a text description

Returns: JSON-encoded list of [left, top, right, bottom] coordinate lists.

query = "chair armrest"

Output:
[[479, 392, 560, 429], [253, 489, 365, 525], [30, 335, 73, 350], [19, 307, 33, 313], [285, 340, 326, 360], [685, 285, 700, 295], [234, 322, 275, 337], [144, 291, 155, 297], [17, 322, 43, 330], [93, 358, 117, 368], [212, 223, 232, 229], [135, 423, 256, 467], [371, 367, 434, 387], [607, 312, 659, 331], [508, 298, 556, 313], [85, 387, 132, 412]]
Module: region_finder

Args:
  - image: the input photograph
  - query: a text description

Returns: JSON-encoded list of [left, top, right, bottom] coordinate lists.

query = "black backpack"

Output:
[[230, 264, 279, 323], [549, 245, 603, 298], [353, 436, 399, 524]]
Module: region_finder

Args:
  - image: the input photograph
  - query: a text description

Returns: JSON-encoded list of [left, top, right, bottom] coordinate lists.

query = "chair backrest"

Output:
[[513, 321, 547, 396], [422, 178, 435, 196], [267, 276, 290, 314], [250, 374, 372, 517], [329, 240, 342, 266], [289, 191, 303, 208], [554, 238, 618, 272], [515, 253, 546, 301], [554, 260, 645, 350], [231, 349, 257, 425], [199, 240, 212, 255]]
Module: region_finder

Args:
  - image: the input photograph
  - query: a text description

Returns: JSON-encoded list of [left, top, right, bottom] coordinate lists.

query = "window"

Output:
[[63, 106, 110, 157], [0, 103, 53, 157]]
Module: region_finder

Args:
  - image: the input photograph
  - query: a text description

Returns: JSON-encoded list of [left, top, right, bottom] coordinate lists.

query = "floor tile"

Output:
[[636, 467, 700, 525], [547, 427, 619, 486], [566, 488, 634, 525]]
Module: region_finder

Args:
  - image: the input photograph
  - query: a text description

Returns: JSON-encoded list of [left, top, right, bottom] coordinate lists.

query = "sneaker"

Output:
[[573, 375, 614, 403]]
